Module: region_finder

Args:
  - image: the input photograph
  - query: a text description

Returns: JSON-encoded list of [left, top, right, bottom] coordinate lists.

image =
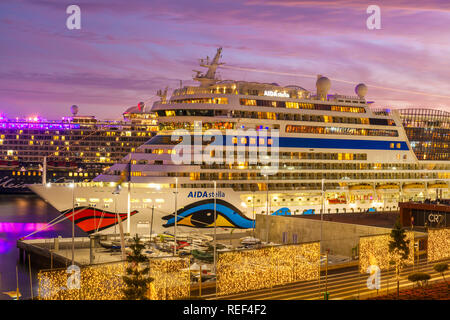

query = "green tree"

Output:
[[433, 262, 449, 288], [122, 234, 153, 300], [388, 218, 410, 299], [408, 272, 431, 296]]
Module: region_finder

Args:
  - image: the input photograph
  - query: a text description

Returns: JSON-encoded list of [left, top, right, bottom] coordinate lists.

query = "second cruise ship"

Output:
[[29, 48, 450, 236]]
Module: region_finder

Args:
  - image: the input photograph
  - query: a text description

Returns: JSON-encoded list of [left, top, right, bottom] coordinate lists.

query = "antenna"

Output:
[[193, 47, 225, 87]]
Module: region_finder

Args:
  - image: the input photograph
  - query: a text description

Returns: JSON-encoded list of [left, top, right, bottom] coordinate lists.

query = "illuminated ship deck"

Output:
[[0, 106, 157, 193]]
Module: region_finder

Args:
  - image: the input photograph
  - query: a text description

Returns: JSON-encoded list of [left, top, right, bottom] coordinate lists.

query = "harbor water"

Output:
[[0, 195, 86, 300]]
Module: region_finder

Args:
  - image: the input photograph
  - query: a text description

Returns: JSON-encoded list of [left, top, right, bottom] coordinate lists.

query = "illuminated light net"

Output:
[[216, 242, 320, 296], [359, 232, 414, 273], [148, 257, 190, 300], [427, 228, 450, 262], [38, 263, 125, 300], [38, 257, 191, 300]]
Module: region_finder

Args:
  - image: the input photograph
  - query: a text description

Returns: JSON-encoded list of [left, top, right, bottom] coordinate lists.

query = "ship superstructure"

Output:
[[29, 48, 450, 236], [0, 104, 157, 193]]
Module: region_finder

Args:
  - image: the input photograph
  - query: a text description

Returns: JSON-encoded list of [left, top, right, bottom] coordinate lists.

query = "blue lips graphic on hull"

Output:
[[162, 199, 255, 229], [271, 207, 291, 216]]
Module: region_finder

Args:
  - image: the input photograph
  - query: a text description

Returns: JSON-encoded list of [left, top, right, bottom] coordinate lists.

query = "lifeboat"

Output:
[[328, 198, 347, 204], [376, 184, 399, 193], [402, 183, 425, 192], [428, 183, 448, 189], [47, 161, 78, 169], [349, 184, 374, 193], [0, 160, 19, 168]]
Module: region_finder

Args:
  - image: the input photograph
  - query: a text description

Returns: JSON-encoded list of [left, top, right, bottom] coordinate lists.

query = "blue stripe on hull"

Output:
[[279, 137, 409, 150], [149, 135, 409, 151]]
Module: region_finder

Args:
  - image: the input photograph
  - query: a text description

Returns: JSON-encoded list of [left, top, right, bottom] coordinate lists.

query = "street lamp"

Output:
[[174, 177, 178, 256], [321, 178, 325, 246], [252, 190, 255, 238], [68, 180, 75, 266], [213, 181, 217, 274], [264, 174, 270, 243]]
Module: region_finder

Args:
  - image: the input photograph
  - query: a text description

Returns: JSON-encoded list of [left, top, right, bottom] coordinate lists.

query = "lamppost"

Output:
[[265, 174, 270, 243], [252, 190, 255, 238], [213, 181, 217, 274], [68, 180, 75, 266], [174, 178, 178, 256], [321, 178, 325, 246]]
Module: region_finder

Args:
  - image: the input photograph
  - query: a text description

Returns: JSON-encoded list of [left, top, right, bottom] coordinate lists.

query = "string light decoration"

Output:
[[216, 242, 320, 296], [359, 232, 414, 273], [38, 263, 125, 300], [428, 228, 450, 262], [38, 257, 190, 300], [148, 257, 190, 300]]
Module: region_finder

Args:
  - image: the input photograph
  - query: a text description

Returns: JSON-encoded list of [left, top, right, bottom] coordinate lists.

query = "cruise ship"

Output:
[[29, 48, 450, 237], [0, 104, 157, 193]]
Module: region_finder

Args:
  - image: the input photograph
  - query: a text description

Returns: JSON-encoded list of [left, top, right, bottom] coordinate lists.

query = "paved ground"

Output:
[[205, 258, 450, 300]]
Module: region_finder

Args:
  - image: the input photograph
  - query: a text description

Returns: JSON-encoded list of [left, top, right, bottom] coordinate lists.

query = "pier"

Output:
[[17, 235, 124, 269]]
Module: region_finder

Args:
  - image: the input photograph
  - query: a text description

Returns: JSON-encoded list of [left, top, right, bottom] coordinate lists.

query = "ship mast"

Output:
[[42, 156, 47, 185], [193, 47, 224, 87], [157, 87, 168, 104]]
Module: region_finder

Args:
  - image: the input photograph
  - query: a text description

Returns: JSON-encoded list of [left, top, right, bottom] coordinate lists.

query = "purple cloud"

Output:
[[0, 0, 448, 119]]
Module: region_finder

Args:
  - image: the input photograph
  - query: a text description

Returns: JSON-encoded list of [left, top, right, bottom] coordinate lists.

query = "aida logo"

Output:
[[188, 191, 225, 198]]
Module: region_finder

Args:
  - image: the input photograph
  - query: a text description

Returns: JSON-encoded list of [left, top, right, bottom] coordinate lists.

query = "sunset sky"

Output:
[[0, 0, 449, 119]]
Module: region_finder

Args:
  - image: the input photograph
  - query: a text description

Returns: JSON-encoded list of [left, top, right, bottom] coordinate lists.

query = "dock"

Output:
[[17, 235, 124, 269]]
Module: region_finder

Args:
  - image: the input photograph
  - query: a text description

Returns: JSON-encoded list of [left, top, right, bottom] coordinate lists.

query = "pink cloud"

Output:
[[0, 0, 448, 118]]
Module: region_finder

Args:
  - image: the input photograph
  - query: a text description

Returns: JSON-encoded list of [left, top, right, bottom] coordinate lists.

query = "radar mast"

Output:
[[193, 47, 224, 87]]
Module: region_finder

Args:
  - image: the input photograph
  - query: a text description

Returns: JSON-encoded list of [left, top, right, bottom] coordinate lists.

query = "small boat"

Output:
[[240, 236, 261, 245], [99, 240, 122, 251], [155, 242, 173, 253], [349, 184, 374, 193], [376, 184, 399, 193], [191, 249, 214, 262], [402, 183, 425, 192], [428, 183, 448, 189]]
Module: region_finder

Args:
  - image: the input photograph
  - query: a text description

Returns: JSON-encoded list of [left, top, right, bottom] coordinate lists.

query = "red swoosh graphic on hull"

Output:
[[62, 207, 138, 234]]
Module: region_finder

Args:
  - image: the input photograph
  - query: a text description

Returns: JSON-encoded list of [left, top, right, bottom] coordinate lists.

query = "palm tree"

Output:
[[389, 218, 410, 299]]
